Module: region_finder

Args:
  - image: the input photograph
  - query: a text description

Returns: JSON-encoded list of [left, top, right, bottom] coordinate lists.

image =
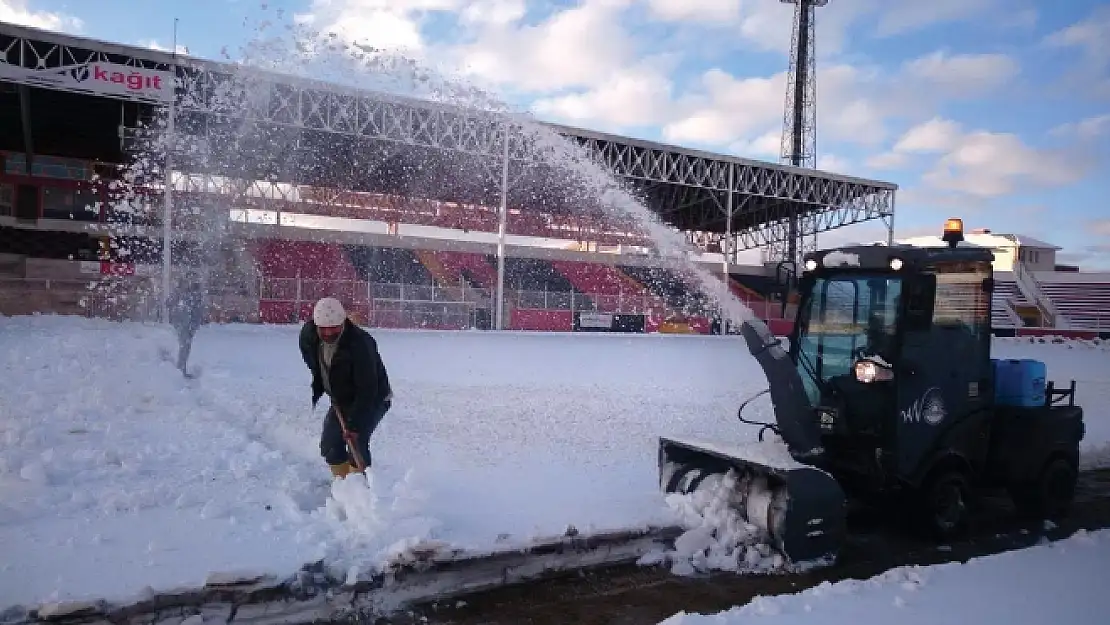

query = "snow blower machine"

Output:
[[660, 218, 1086, 566]]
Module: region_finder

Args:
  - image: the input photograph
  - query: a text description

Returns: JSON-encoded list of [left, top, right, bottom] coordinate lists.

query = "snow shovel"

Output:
[[334, 406, 367, 472]]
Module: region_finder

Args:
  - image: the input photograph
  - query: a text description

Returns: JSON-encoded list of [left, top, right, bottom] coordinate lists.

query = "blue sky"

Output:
[[4, 0, 1109, 268]]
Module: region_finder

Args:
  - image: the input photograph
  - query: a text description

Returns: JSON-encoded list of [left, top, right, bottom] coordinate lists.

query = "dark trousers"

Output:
[[319, 400, 390, 468], [175, 325, 197, 373]]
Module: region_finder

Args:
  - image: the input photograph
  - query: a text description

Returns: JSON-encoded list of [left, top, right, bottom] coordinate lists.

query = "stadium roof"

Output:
[[0, 20, 898, 252]]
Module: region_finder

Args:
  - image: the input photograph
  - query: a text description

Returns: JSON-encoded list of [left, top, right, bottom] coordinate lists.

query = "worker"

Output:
[[169, 271, 205, 376], [298, 297, 393, 478]]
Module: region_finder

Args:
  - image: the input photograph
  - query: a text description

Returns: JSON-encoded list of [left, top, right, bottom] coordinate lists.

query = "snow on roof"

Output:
[[894, 235, 990, 249], [897, 232, 1060, 250], [998, 233, 1062, 250]]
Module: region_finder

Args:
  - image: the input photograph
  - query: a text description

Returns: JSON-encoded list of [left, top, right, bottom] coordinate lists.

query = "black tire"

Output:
[[1011, 457, 1078, 520], [920, 470, 973, 541]]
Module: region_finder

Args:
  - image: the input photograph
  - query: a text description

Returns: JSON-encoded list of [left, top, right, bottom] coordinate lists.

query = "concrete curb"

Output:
[[2, 525, 685, 625]]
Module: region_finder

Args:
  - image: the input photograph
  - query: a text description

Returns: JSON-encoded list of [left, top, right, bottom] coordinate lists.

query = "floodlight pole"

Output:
[[494, 122, 511, 331], [160, 18, 178, 323]]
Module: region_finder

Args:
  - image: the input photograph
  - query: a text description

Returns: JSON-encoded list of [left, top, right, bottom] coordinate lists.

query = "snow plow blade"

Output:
[[659, 436, 847, 565]]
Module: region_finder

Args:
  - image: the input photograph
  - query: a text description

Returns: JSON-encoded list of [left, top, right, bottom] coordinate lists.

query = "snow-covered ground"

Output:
[[0, 316, 1107, 611], [660, 528, 1110, 625]]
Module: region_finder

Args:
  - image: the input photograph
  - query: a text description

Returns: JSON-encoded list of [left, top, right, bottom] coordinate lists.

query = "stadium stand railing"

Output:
[[1036, 275, 1110, 331]]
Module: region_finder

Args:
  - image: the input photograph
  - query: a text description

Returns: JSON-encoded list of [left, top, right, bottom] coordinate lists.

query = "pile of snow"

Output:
[[1, 315, 1108, 610], [643, 466, 786, 577], [657, 528, 1110, 624], [642, 437, 809, 576]]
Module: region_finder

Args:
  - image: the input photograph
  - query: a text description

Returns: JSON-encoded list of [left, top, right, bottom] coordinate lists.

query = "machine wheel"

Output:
[[1011, 457, 1078, 520], [920, 470, 972, 541]]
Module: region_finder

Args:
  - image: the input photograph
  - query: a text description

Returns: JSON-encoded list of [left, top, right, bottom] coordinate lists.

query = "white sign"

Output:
[[579, 313, 613, 329], [0, 61, 173, 103]]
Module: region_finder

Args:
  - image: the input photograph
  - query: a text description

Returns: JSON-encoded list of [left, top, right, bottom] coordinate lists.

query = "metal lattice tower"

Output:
[[764, 0, 827, 267]]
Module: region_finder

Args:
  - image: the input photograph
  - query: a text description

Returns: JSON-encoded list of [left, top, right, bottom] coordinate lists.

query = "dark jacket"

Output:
[[169, 281, 205, 334], [299, 318, 392, 424]]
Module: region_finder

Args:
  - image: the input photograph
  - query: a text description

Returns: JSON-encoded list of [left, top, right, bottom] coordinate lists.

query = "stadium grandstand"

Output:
[[1, 22, 1105, 339]]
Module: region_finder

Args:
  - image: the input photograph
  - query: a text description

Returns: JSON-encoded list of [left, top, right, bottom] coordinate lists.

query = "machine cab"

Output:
[[788, 219, 995, 484]]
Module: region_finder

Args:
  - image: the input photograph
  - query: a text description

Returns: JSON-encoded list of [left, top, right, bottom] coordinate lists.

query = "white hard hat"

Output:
[[312, 297, 346, 327]]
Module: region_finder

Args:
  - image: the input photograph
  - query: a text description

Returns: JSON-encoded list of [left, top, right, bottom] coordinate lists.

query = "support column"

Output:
[[494, 122, 511, 331], [722, 164, 734, 333], [886, 191, 896, 246], [160, 22, 179, 323], [160, 91, 175, 323]]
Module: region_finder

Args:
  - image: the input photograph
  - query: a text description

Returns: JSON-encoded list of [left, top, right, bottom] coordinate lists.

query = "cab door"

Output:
[[895, 262, 993, 482]]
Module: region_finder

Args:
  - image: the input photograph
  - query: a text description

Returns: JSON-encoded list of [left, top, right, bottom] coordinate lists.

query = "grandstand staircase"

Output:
[[550, 260, 666, 315], [441, 251, 498, 289], [414, 249, 490, 306], [1013, 262, 1069, 329], [414, 249, 453, 286], [991, 278, 1025, 328], [613, 268, 669, 317]]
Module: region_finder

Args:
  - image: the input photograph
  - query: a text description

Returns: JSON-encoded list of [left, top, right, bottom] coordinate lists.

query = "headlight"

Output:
[[804, 259, 818, 271], [854, 359, 894, 383]]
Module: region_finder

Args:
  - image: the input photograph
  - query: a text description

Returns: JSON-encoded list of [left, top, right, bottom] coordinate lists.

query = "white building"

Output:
[[896, 229, 1061, 273]]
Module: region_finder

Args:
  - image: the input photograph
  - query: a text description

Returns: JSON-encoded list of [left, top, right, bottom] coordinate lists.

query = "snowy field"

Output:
[[662, 528, 1110, 625], [1, 315, 1108, 611]]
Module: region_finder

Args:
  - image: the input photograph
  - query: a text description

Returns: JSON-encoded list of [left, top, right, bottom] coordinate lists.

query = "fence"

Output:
[[0, 273, 784, 332], [0, 276, 260, 324], [254, 276, 743, 325]]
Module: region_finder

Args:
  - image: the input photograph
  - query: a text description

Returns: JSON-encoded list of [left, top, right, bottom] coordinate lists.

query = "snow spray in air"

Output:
[[113, 3, 758, 329]]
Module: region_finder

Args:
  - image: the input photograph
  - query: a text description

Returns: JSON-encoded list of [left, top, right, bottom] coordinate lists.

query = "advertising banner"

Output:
[[0, 60, 174, 103], [577, 312, 613, 330], [573, 312, 645, 333]]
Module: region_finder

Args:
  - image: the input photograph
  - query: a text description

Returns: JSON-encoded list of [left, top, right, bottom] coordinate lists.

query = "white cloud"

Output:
[[866, 117, 1093, 201], [874, 0, 999, 37], [816, 153, 851, 173], [448, 0, 640, 93], [295, 0, 461, 55], [1089, 219, 1110, 238], [893, 117, 964, 153], [729, 131, 782, 160], [864, 151, 907, 170], [1043, 6, 1110, 67], [138, 39, 189, 56], [1041, 6, 1110, 99], [0, 0, 82, 32], [900, 51, 1020, 97], [661, 69, 786, 146], [921, 129, 1089, 199], [460, 0, 525, 25], [1050, 114, 1110, 141], [644, 0, 741, 24], [649, 49, 1017, 154], [531, 59, 677, 129]]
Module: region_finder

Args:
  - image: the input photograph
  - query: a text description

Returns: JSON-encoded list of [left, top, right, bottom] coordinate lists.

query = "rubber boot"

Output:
[[329, 462, 353, 478]]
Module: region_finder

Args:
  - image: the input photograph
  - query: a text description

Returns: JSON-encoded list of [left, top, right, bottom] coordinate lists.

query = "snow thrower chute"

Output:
[[657, 319, 847, 565]]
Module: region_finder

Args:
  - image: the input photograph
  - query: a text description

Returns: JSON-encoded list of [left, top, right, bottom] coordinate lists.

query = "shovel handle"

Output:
[[334, 406, 367, 472]]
